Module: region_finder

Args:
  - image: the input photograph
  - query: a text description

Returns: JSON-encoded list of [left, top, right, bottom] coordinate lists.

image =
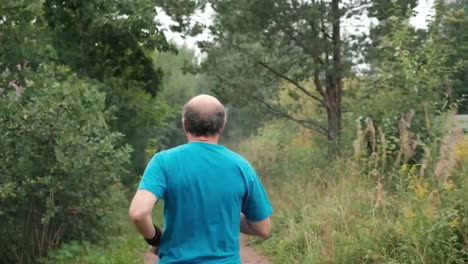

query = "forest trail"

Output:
[[142, 235, 271, 264], [239, 235, 271, 264]]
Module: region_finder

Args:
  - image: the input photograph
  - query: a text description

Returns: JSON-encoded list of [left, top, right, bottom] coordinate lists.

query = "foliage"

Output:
[[43, 0, 172, 96], [150, 46, 267, 146], [236, 119, 467, 264], [232, 20, 468, 255], [439, 0, 468, 113], [0, 0, 53, 71], [40, 202, 164, 264], [103, 78, 171, 183], [357, 13, 449, 119], [42, 0, 178, 177], [365, 0, 421, 69], [455, 134, 468, 160], [347, 9, 454, 170], [0, 0, 176, 180], [1, 0, 468, 263], [197, 0, 349, 148], [152, 47, 207, 148], [233, 120, 329, 185], [0, 1, 183, 260], [0, 65, 131, 263]]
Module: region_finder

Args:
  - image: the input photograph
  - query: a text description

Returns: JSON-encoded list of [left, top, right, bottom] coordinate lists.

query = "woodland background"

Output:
[[0, 0, 467, 263]]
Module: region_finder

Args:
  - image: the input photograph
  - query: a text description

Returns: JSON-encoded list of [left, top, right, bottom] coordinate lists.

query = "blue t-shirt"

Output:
[[138, 142, 273, 264]]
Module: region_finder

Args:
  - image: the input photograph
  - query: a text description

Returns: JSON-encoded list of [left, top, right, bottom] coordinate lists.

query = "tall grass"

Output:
[[42, 119, 468, 264], [235, 120, 468, 264]]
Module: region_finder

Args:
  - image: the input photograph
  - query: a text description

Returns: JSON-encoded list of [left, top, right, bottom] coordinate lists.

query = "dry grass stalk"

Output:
[[366, 118, 377, 153], [365, 118, 380, 169], [353, 118, 378, 163], [353, 122, 365, 161], [379, 127, 387, 172], [419, 141, 432, 177], [374, 177, 387, 208], [424, 103, 432, 131], [434, 110, 462, 185], [394, 110, 417, 166]]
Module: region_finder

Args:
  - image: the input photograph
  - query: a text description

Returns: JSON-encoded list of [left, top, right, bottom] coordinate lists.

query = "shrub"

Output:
[[0, 65, 131, 263]]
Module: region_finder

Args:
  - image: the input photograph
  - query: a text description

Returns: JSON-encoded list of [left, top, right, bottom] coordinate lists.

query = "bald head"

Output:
[[182, 95, 227, 137]]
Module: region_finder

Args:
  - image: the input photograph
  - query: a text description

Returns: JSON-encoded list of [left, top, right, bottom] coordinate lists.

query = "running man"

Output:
[[129, 94, 272, 263]]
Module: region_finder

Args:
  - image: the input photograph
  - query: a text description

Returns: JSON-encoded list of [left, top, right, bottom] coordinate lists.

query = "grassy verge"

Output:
[[42, 131, 468, 264], [40, 201, 164, 264], [235, 126, 468, 264]]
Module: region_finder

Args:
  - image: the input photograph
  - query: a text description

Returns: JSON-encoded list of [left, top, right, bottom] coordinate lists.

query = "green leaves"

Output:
[[438, 1, 468, 113], [43, 0, 172, 96], [0, 64, 131, 263], [0, 0, 192, 262]]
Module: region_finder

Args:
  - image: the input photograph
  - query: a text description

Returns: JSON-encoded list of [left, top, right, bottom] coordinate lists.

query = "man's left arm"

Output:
[[129, 154, 167, 250], [129, 189, 159, 239]]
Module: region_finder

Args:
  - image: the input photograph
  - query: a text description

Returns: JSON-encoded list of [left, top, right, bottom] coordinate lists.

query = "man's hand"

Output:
[[149, 245, 158, 254], [144, 247, 159, 264]]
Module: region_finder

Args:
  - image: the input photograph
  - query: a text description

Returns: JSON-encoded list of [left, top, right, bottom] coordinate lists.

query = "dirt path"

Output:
[[143, 235, 271, 264], [239, 235, 271, 264]]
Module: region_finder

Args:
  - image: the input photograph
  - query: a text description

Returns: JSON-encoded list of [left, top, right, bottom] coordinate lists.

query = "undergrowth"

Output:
[[42, 122, 468, 264], [40, 200, 164, 264], [236, 121, 468, 264]]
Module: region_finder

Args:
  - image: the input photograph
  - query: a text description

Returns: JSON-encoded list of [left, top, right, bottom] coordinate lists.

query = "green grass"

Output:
[[40, 202, 164, 264], [42, 128, 468, 264], [236, 136, 468, 264]]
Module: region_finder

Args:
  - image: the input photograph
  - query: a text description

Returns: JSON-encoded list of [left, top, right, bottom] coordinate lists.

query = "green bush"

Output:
[[0, 65, 131, 263]]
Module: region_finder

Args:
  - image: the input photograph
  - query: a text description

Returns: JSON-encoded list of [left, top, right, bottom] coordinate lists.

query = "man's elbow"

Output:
[[257, 226, 271, 239], [128, 207, 148, 223], [254, 218, 272, 239]]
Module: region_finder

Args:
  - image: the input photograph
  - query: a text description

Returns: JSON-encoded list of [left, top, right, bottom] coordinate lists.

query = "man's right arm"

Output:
[[240, 162, 273, 239], [240, 213, 271, 239]]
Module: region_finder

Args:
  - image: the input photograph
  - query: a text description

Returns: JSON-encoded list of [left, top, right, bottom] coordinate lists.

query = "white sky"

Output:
[[155, 5, 214, 56], [410, 0, 435, 28], [156, 0, 435, 56]]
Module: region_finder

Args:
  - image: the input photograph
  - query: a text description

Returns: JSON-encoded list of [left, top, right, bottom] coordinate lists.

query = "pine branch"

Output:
[[253, 97, 327, 135]]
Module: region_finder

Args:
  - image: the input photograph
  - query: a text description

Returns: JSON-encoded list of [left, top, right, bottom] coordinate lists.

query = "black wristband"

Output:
[[145, 224, 162, 247]]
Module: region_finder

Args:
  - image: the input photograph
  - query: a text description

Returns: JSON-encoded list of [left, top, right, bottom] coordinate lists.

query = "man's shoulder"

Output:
[[150, 145, 188, 162], [159, 144, 189, 155], [156, 144, 253, 167], [221, 147, 254, 168]]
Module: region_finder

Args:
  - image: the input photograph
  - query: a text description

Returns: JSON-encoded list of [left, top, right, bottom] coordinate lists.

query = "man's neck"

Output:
[[188, 135, 219, 144]]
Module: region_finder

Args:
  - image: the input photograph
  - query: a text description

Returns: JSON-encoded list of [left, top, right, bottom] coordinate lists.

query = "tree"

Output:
[[0, 0, 177, 178], [439, 0, 468, 113], [0, 0, 53, 80], [197, 0, 349, 154], [41, 0, 176, 176], [43, 0, 172, 96], [365, 0, 420, 70], [152, 47, 207, 147]]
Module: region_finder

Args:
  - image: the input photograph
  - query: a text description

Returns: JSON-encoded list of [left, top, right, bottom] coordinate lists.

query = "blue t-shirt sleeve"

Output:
[[138, 154, 167, 200], [241, 164, 273, 221]]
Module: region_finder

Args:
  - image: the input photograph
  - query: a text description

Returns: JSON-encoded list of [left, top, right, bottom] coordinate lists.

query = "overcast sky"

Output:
[[156, 0, 435, 56]]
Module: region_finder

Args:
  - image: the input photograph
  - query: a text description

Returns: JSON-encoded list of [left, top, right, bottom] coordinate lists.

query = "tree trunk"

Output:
[[325, 84, 342, 156], [326, 93, 341, 141], [326, 0, 343, 156]]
